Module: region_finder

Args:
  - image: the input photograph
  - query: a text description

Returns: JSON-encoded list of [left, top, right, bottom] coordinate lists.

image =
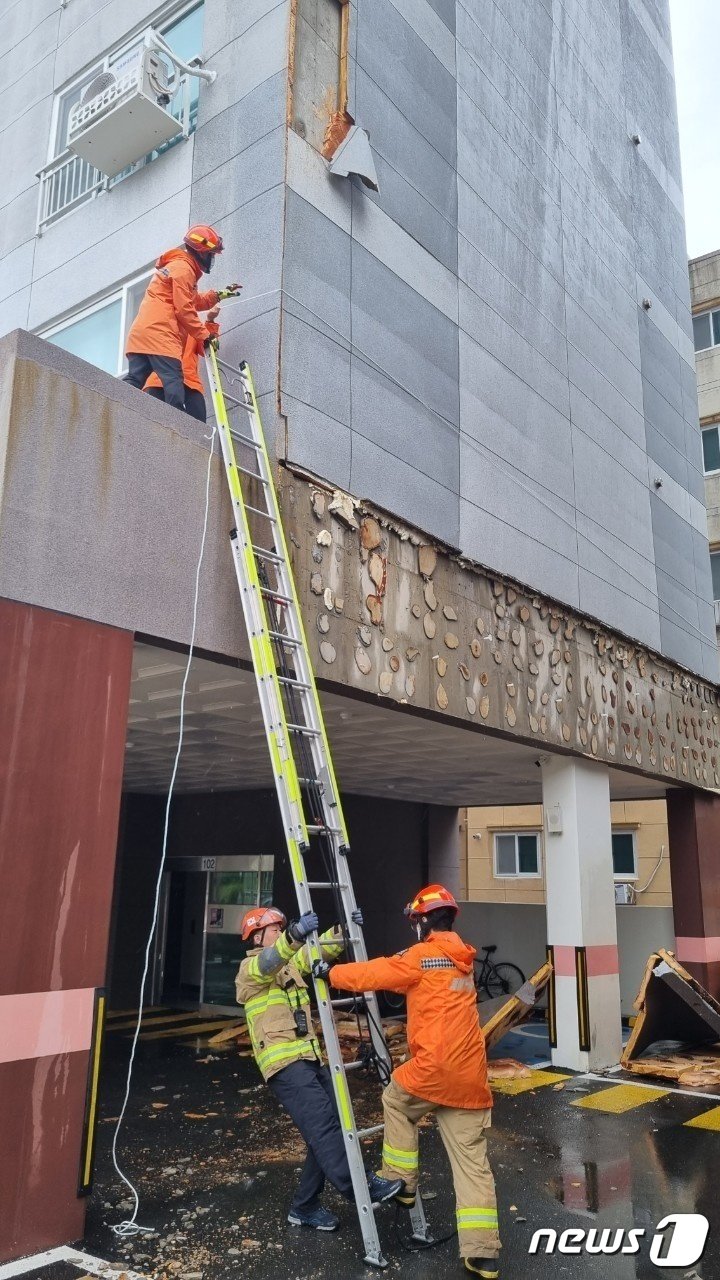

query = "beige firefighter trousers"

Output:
[[381, 1079, 500, 1258]]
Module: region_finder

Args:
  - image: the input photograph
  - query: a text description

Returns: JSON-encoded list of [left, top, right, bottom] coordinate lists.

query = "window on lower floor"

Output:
[[41, 271, 152, 377], [710, 550, 720, 601], [292, 0, 349, 152], [493, 832, 541, 878], [611, 830, 637, 880], [693, 308, 720, 353], [703, 425, 720, 475]]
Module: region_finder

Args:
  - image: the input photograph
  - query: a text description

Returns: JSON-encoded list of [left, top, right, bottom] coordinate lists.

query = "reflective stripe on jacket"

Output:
[[330, 931, 492, 1110], [126, 247, 218, 359], [235, 927, 345, 1082]]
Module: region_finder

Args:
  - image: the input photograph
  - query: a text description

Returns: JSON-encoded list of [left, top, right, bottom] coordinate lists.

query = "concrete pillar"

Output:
[[667, 790, 720, 997], [541, 756, 622, 1071], [427, 805, 463, 899], [0, 600, 133, 1262]]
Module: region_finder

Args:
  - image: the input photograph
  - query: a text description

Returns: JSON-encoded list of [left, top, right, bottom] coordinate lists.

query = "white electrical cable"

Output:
[[110, 420, 218, 1238], [633, 842, 666, 896]]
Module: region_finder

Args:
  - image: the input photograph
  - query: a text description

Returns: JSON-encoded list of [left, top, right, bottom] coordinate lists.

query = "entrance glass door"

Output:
[[202, 859, 274, 1012], [153, 855, 274, 1014]]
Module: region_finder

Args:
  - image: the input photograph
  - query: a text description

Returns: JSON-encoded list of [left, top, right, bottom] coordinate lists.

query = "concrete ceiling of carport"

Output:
[[124, 642, 671, 805]]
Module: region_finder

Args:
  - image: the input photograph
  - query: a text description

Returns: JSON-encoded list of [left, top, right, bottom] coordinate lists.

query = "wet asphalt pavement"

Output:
[[75, 1021, 720, 1280]]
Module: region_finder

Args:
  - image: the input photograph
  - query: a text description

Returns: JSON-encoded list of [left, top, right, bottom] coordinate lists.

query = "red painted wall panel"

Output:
[[0, 599, 133, 1261]]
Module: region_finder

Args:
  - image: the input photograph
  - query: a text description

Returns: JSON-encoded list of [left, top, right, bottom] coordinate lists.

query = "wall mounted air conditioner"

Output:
[[67, 47, 183, 178], [614, 883, 635, 905]]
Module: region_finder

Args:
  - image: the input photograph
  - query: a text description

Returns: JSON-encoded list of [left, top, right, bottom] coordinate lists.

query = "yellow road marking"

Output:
[[108, 1011, 208, 1031], [138, 1020, 236, 1041], [685, 1106, 720, 1131], [490, 1070, 572, 1096], [573, 1084, 669, 1113]]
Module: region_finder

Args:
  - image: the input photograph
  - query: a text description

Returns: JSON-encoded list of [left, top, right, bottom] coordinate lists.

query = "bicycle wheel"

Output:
[[482, 962, 525, 1000]]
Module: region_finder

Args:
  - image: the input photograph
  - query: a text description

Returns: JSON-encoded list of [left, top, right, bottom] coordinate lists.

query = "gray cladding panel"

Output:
[[0, 0, 711, 672], [279, 0, 713, 673]]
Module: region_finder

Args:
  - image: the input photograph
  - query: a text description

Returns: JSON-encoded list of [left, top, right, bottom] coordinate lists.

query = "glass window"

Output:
[[702, 426, 720, 474], [711, 551, 720, 601], [42, 270, 152, 377], [493, 832, 540, 878], [47, 299, 123, 374], [694, 313, 712, 352], [714, 312, 720, 347], [612, 831, 636, 879], [495, 834, 517, 877], [54, 67, 102, 156]]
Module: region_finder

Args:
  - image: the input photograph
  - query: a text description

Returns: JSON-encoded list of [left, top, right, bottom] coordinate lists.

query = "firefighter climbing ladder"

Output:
[[204, 351, 432, 1267]]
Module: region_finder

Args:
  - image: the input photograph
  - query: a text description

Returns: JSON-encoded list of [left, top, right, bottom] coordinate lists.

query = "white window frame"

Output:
[[492, 831, 542, 880], [702, 424, 720, 477], [611, 829, 638, 882], [693, 307, 720, 355], [40, 267, 154, 378]]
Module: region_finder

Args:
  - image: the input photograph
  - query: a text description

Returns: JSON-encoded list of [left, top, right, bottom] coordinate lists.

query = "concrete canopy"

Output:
[[126, 641, 670, 805]]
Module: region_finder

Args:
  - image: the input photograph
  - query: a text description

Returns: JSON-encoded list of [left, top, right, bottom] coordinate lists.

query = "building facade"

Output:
[[2, 0, 720, 1263]]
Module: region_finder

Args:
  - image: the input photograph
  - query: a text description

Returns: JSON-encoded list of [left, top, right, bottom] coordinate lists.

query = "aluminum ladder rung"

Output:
[[356, 1125, 384, 1139], [277, 675, 311, 691], [306, 824, 343, 836], [251, 544, 283, 564], [344, 1060, 367, 1072], [267, 630, 302, 647], [260, 587, 293, 606], [236, 464, 268, 485], [331, 996, 362, 1008], [228, 426, 259, 449], [287, 722, 321, 737], [244, 503, 276, 522], [306, 880, 349, 889]]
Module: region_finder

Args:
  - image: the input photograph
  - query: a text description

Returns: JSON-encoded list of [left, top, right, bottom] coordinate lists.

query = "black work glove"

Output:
[[312, 959, 331, 981], [203, 334, 219, 351], [288, 911, 319, 942]]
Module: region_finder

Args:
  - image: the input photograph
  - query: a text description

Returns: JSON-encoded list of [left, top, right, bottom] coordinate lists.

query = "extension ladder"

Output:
[[204, 352, 432, 1267]]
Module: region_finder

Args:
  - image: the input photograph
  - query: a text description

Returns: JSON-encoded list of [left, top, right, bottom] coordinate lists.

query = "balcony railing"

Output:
[[36, 74, 196, 234]]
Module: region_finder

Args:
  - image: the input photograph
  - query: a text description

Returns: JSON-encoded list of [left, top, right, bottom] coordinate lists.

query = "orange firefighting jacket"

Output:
[[144, 321, 219, 394], [126, 247, 218, 359], [330, 931, 492, 1110]]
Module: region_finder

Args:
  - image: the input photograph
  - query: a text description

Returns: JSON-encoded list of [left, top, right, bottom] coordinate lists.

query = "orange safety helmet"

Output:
[[404, 884, 458, 919], [240, 906, 286, 942], [184, 223, 224, 255]]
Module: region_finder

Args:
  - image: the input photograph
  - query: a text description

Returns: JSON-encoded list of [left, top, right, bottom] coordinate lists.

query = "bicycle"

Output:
[[473, 945, 525, 1001]]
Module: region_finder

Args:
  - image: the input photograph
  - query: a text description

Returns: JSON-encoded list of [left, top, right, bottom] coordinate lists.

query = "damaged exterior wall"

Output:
[[280, 0, 717, 681], [280, 471, 720, 793]]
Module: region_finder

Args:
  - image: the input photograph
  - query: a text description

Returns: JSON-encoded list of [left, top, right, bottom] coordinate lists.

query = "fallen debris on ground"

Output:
[[622, 949, 720, 1087]]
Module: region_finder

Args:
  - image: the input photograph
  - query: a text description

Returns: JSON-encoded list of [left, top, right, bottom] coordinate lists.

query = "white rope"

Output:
[[110, 420, 218, 1237]]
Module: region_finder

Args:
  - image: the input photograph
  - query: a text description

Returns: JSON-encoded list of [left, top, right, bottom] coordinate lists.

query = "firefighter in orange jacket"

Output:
[[144, 306, 220, 423], [325, 885, 501, 1280], [125, 223, 240, 415]]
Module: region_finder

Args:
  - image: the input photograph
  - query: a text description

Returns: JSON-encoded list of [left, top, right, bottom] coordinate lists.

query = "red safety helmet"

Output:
[[240, 906, 286, 942], [184, 223, 224, 255], [404, 884, 458, 919]]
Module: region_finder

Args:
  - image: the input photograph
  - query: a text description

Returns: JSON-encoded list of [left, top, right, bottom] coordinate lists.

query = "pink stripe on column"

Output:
[[551, 944, 619, 977], [552, 946, 576, 977], [675, 936, 720, 964], [0, 988, 95, 1064], [586, 944, 619, 977]]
